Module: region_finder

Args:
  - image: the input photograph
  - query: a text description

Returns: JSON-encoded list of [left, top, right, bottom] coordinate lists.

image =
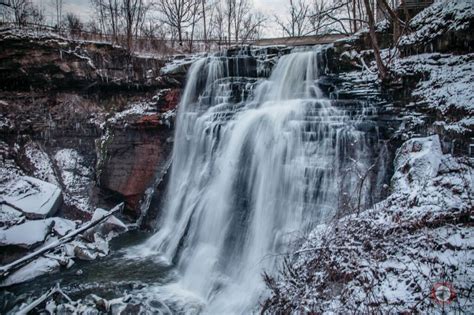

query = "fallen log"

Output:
[[0, 203, 124, 278]]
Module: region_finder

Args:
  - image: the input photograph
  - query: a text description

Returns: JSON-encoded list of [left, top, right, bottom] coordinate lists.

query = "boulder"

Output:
[[0, 219, 53, 249], [50, 218, 77, 237], [82, 208, 128, 242], [0, 257, 60, 287], [2, 176, 63, 219], [391, 135, 443, 193]]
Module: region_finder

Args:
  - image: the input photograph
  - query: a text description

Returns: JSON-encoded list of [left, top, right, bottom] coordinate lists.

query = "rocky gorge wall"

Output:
[[0, 27, 187, 222]]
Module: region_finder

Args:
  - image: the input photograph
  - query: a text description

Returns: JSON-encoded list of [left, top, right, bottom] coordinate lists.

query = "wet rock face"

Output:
[[0, 28, 184, 221], [96, 92, 178, 215], [99, 124, 174, 214]]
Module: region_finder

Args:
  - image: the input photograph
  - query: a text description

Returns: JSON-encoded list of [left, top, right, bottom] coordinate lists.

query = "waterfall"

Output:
[[133, 47, 386, 313]]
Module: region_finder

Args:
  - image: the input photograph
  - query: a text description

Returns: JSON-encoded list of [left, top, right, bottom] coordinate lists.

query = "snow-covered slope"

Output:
[[262, 135, 473, 313]]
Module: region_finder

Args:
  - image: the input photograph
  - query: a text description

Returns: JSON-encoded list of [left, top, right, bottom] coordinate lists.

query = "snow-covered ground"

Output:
[[399, 0, 473, 47], [263, 135, 473, 313], [263, 1, 473, 312], [392, 53, 474, 134]]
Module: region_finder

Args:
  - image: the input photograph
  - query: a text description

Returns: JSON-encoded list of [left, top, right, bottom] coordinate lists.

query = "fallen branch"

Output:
[[0, 203, 124, 278], [17, 284, 60, 315]]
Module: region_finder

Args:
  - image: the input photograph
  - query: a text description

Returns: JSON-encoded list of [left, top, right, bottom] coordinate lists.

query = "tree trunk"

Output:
[[202, 0, 207, 51], [378, 0, 401, 41], [227, 0, 233, 46], [352, 0, 357, 32], [178, 24, 183, 46], [362, 0, 388, 80]]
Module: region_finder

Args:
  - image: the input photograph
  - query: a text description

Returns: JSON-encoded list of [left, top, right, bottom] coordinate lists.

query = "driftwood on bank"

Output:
[[0, 203, 124, 278]]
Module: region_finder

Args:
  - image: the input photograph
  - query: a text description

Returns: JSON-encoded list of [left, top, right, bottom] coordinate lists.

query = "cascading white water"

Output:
[[134, 48, 385, 313]]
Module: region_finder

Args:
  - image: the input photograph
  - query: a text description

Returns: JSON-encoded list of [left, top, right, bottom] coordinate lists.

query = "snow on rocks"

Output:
[[50, 218, 77, 237], [54, 149, 94, 213], [2, 176, 62, 219], [0, 204, 23, 228], [262, 135, 474, 313], [0, 204, 127, 287], [82, 208, 128, 242], [399, 0, 474, 48], [160, 54, 203, 76], [0, 220, 53, 249], [0, 257, 61, 287], [106, 101, 156, 125], [392, 53, 474, 115], [24, 142, 59, 185], [391, 135, 442, 192]]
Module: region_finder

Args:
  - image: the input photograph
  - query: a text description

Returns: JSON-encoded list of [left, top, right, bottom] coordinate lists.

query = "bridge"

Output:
[[251, 34, 349, 47]]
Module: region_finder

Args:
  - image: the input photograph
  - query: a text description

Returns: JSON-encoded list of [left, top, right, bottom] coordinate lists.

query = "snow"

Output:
[[50, 218, 77, 237], [0, 219, 52, 249], [263, 135, 474, 313], [160, 54, 204, 75], [0, 26, 68, 44], [2, 176, 62, 219], [391, 135, 442, 193], [54, 149, 93, 213], [24, 142, 58, 185], [0, 204, 23, 228], [392, 53, 474, 114], [107, 102, 155, 124], [399, 0, 474, 47], [82, 208, 128, 242], [0, 257, 60, 287]]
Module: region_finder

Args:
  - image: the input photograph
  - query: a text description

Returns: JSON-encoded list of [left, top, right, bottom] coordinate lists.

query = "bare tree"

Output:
[[238, 11, 265, 43], [158, 0, 196, 46], [51, 0, 63, 28], [276, 0, 311, 37], [307, 0, 355, 35], [232, 0, 249, 42], [90, 0, 121, 43], [65, 12, 83, 38], [224, 0, 233, 44], [362, 0, 388, 80], [122, 0, 147, 51], [9, 0, 31, 26], [30, 5, 45, 24], [201, 0, 207, 48], [188, 0, 201, 52], [212, 1, 226, 44]]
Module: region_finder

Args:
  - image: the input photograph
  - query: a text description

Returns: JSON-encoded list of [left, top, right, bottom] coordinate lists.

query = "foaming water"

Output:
[[131, 48, 385, 313]]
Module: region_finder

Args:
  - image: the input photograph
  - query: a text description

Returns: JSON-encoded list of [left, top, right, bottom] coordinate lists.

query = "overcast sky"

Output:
[[32, 0, 289, 37]]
